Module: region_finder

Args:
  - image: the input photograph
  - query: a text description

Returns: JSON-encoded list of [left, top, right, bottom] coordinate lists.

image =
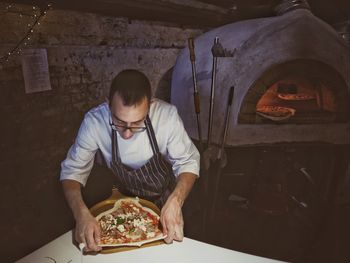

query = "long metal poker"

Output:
[[208, 37, 219, 145], [217, 86, 234, 162], [188, 38, 203, 151], [210, 85, 235, 220]]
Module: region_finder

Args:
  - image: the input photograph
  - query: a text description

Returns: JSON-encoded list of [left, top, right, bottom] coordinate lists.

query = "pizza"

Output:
[[256, 105, 296, 121], [277, 93, 315, 101], [96, 198, 165, 247]]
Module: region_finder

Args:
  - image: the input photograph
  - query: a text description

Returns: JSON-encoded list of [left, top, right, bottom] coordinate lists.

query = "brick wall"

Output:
[[0, 2, 203, 261]]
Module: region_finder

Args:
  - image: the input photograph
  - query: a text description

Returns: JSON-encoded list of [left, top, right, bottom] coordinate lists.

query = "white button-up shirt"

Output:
[[60, 99, 200, 186]]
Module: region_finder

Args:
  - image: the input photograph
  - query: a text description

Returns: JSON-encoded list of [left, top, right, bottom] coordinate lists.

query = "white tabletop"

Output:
[[16, 231, 287, 263]]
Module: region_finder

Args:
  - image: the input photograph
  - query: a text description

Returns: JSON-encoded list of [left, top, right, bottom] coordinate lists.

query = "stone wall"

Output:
[[0, 2, 203, 262]]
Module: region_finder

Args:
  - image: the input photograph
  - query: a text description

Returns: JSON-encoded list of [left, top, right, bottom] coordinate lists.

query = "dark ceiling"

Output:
[[3, 0, 350, 28]]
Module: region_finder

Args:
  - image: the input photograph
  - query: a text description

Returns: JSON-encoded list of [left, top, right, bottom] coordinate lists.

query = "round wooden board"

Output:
[[89, 189, 165, 254]]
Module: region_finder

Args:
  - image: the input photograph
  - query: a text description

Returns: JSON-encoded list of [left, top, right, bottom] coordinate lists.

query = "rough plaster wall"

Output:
[[0, 3, 203, 262]]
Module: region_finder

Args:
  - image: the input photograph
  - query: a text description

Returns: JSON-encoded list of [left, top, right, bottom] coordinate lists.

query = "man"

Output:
[[60, 69, 200, 252]]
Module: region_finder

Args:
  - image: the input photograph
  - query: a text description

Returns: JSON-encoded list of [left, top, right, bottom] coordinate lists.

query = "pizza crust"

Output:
[[96, 197, 166, 247]]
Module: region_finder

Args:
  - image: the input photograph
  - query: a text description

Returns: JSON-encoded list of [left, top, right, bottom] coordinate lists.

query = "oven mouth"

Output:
[[238, 59, 350, 124]]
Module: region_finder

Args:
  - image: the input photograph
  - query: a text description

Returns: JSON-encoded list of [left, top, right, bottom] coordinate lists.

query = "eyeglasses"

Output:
[[109, 119, 147, 133]]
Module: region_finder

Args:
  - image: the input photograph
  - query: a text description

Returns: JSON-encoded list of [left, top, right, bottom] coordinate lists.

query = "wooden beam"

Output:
[[3, 0, 235, 27], [3, 0, 349, 27]]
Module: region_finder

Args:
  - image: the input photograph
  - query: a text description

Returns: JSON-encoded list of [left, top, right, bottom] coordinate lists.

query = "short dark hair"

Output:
[[109, 70, 151, 106]]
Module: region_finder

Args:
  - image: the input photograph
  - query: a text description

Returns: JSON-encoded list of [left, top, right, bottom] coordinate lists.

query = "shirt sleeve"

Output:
[[166, 106, 200, 177], [60, 113, 99, 186]]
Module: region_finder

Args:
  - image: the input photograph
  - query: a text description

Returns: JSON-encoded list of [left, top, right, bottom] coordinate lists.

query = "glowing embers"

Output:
[[256, 77, 337, 123]]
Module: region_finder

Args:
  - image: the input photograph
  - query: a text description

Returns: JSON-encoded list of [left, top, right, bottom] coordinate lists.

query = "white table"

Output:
[[16, 231, 287, 263]]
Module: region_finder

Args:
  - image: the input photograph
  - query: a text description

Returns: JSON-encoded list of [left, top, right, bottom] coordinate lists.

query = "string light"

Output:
[[0, 2, 53, 64]]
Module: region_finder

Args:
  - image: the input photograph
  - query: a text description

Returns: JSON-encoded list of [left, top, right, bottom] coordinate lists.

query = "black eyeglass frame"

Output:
[[109, 118, 147, 133]]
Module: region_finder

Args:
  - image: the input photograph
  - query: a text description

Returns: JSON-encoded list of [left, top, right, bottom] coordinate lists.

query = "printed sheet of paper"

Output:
[[21, 49, 52, 93]]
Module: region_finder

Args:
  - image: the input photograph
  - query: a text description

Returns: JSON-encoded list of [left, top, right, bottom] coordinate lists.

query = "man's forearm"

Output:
[[62, 179, 90, 221], [169, 172, 197, 207]]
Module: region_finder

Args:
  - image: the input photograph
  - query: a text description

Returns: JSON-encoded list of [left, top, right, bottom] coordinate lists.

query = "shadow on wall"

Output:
[[155, 67, 173, 103], [1, 160, 114, 263]]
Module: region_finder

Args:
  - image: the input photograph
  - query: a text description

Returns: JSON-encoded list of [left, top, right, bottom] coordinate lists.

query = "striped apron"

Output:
[[110, 115, 176, 208]]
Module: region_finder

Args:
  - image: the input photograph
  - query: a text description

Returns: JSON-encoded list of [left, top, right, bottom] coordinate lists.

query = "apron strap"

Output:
[[145, 115, 160, 154], [111, 129, 121, 163]]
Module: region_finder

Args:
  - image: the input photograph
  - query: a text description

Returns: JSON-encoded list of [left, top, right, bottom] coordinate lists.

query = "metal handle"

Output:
[[188, 38, 195, 62], [188, 37, 202, 149], [228, 85, 234, 106], [219, 86, 235, 158], [194, 92, 200, 114], [208, 37, 219, 145]]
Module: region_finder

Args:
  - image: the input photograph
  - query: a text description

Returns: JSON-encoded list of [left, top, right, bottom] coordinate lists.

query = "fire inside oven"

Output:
[[256, 77, 337, 123], [237, 59, 349, 124]]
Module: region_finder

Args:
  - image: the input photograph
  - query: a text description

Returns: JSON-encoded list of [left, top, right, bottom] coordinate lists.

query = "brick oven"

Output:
[[170, 2, 350, 261]]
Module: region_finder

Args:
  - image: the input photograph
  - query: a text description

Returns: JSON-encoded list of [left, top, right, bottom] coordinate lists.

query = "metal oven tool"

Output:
[[188, 37, 203, 152], [209, 86, 235, 220]]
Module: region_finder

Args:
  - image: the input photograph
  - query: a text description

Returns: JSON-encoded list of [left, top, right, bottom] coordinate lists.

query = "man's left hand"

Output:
[[160, 194, 184, 244]]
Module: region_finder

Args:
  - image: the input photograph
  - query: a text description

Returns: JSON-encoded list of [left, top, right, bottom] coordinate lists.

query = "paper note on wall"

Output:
[[21, 49, 52, 93]]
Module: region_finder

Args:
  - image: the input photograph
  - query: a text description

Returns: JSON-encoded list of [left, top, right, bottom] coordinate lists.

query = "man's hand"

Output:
[[160, 172, 197, 244], [61, 180, 102, 252], [75, 210, 102, 252], [160, 194, 184, 243]]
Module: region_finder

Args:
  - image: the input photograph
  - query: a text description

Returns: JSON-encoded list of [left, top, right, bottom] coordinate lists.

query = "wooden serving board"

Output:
[[89, 188, 165, 254]]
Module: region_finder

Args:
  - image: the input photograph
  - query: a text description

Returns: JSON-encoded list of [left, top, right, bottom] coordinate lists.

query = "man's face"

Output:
[[110, 94, 149, 139]]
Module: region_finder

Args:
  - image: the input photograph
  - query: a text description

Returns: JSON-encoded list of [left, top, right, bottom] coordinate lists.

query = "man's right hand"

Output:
[[62, 180, 102, 253], [75, 210, 102, 252]]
